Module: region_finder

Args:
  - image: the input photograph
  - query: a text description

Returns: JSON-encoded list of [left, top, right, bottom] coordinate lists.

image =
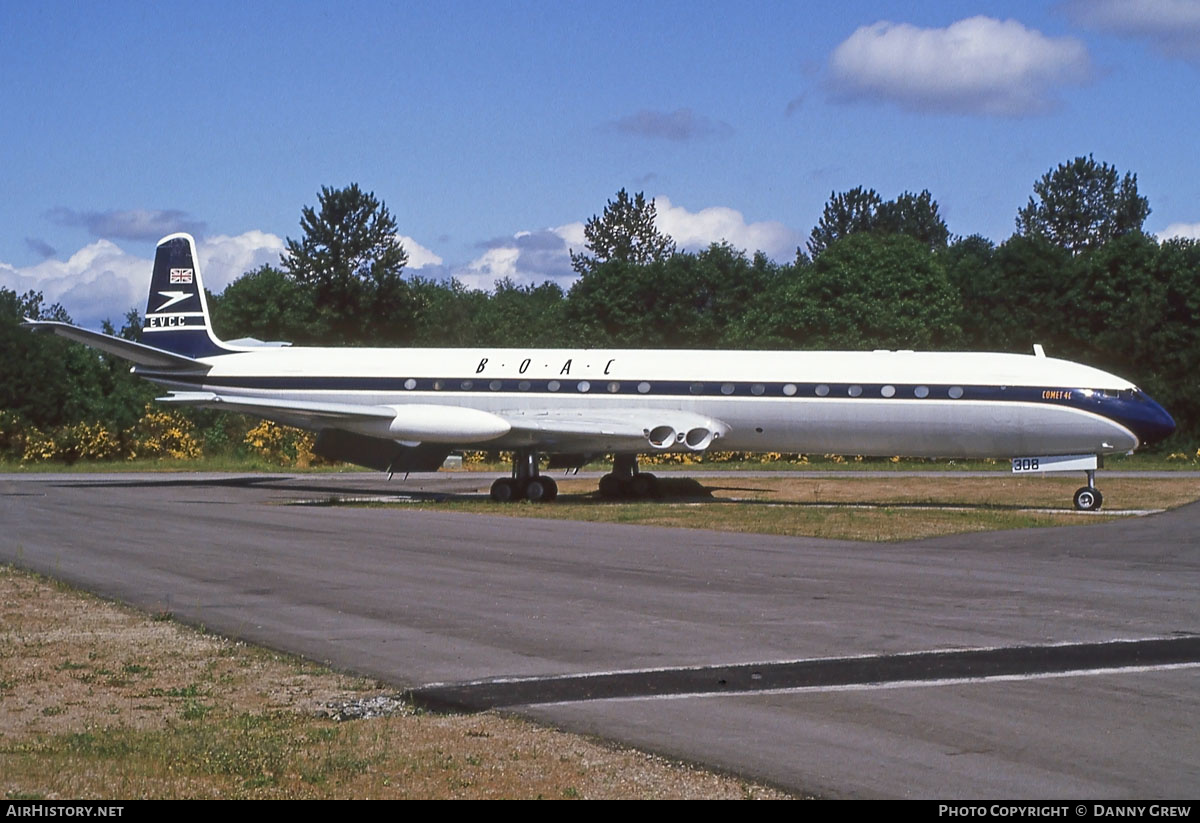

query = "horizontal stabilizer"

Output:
[[22, 319, 207, 370]]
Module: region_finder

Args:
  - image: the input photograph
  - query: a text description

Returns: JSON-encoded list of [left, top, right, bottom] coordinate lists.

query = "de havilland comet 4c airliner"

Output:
[[25, 233, 1175, 510]]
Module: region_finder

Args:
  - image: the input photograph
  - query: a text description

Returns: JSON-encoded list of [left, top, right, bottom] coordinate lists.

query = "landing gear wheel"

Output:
[[490, 477, 520, 503], [1074, 486, 1103, 511], [629, 473, 659, 499], [598, 473, 624, 499], [525, 477, 557, 503]]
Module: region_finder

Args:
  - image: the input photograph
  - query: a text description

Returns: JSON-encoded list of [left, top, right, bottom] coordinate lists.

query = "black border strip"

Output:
[[407, 636, 1200, 712]]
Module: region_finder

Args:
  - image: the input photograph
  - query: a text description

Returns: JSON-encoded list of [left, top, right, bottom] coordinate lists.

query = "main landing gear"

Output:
[[1073, 467, 1103, 511], [598, 454, 661, 500], [490, 449, 558, 503]]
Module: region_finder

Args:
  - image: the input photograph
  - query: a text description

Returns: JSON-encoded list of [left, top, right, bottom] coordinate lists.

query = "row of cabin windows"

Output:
[[401, 379, 967, 398]]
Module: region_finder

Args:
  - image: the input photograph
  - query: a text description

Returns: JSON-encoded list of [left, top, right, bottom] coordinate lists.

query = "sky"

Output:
[[2, 0, 1199, 327]]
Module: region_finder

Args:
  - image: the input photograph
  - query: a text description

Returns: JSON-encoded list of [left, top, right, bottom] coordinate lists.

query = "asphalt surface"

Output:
[[2, 471, 1198, 798]]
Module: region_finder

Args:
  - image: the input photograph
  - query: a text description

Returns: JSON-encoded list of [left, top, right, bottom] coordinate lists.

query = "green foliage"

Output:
[[875, 190, 951, 251], [808, 187, 948, 258], [473, 278, 569, 347], [1143, 237, 1200, 439], [209, 264, 320, 344], [1016, 155, 1150, 253], [807, 186, 882, 258], [0, 287, 155, 433], [282, 184, 412, 343], [755, 233, 960, 350], [570, 189, 675, 276], [566, 243, 779, 347]]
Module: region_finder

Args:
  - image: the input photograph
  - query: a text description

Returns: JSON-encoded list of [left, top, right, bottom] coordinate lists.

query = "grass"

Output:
[[3, 449, 1199, 474], [0, 565, 789, 800], [375, 474, 1200, 542]]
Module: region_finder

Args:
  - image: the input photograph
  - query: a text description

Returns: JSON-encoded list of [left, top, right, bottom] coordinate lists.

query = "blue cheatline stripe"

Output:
[[147, 372, 1146, 419]]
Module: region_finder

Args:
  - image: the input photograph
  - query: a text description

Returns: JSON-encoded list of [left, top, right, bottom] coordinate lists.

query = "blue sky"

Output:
[[2, 0, 1199, 326]]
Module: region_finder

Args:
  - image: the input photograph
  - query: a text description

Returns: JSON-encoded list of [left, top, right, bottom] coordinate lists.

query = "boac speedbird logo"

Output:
[[154, 291, 192, 312]]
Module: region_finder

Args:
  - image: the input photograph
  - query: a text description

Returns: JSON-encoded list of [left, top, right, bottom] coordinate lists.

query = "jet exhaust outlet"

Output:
[[647, 425, 676, 449], [685, 427, 715, 451]]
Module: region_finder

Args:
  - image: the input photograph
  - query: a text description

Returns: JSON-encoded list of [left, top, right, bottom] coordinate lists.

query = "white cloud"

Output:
[[0, 239, 146, 327], [454, 223, 581, 291], [0, 231, 285, 327], [457, 246, 523, 291], [197, 231, 285, 293], [828, 16, 1092, 116], [1157, 222, 1200, 241], [554, 221, 586, 251], [453, 201, 798, 291], [1067, 0, 1200, 60], [654, 197, 799, 259], [397, 235, 443, 269]]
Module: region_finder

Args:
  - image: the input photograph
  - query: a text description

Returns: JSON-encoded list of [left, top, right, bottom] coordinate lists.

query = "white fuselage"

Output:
[[145, 346, 1146, 458]]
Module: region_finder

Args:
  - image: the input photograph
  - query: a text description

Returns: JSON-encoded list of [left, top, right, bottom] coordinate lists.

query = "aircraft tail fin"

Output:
[[142, 233, 235, 357]]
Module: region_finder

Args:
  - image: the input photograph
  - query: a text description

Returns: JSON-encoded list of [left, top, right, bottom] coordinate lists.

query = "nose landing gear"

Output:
[[1073, 467, 1103, 511]]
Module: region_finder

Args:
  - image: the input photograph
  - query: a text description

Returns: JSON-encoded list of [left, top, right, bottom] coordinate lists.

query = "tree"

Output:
[[875, 190, 950, 251], [807, 187, 948, 258], [209, 264, 320, 344], [1015, 155, 1150, 253], [570, 189, 675, 276], [807, 186, 882, 258], [0, 288, 153, 433], [766, 233, 961, 350], [281, 184, 411, 342]]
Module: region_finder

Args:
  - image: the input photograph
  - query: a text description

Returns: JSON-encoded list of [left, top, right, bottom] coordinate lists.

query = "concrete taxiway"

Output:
[[2, 471, 1197, 798]]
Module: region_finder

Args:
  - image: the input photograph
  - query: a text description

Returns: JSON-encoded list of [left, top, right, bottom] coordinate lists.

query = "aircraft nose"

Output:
[[1120, 391, 1176, 448]]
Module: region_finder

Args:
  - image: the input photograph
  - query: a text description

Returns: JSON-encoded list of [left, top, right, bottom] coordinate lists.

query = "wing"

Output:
[[159, 393, 730, 464]]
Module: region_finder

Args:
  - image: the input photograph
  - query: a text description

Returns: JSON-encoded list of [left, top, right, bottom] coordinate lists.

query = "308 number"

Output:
[[1012, 458, 1040, 472]]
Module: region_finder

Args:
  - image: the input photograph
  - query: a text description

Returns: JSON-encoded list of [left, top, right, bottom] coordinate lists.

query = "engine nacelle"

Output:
[[641, 415, 728, 452]]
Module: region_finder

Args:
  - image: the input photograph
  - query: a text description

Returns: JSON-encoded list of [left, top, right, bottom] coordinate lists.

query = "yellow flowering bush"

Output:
[[21, 428, 58, 462], [54, 421, 123, 463], [243, 420, 317, 467], [129, 405, 202, 460]]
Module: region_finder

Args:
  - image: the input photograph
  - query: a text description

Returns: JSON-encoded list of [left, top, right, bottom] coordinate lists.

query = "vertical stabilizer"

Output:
[[142, 233, 232, 357]]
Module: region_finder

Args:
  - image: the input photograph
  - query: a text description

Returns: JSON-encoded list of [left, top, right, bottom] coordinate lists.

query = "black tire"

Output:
[[539, 475, 558, 502], [1074, 486, 1103, 511], [525, 478, 550, 503], [490, 478, 519, 503], [598, 473, 624, 499]]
